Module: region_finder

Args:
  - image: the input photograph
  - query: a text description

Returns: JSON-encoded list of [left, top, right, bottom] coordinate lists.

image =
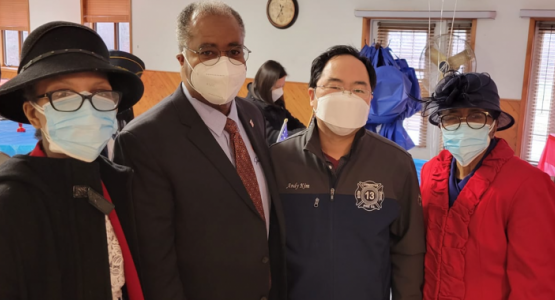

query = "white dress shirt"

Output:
[[183, 84, 271, 234]]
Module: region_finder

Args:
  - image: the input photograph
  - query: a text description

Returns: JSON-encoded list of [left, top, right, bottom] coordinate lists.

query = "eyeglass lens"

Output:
[[441, 112, 488, 130], [49, 90, 120, 112], [195, 46, 249, 66]]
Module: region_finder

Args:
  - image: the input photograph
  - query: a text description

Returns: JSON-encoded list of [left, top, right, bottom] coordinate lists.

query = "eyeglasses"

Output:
[[440, 111, 492, 131], [37, 90, 122, 112], [316, 85, 372, 99], [183, 44, 251, 66]]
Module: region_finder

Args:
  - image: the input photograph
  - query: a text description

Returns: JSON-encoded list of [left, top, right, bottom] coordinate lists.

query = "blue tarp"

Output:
[[361, 44, 422, 150], [0, 121, 36, 156]]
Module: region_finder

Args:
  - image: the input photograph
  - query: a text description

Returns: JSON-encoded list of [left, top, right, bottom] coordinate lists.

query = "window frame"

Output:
[[0, 0, 30, 78], [519, 18, 555, 162], [361, 18, 477, 150], [80, 0, 132, 53]]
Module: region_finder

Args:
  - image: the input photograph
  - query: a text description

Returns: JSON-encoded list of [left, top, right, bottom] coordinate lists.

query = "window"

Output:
[[82, 0, 131, 52], [2, 30, 28, 67], [371, 20, 474, 148], [90, 22, 130, 52], [0, 0, 30, 68], [522, 22, 555, 163]]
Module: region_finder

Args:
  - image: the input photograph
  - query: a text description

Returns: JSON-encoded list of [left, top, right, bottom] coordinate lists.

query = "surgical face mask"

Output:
[[314, 92, 370, 136], [272, 87, 284, 102], [183, 54, 247, 105], [441, 121, 496, 167], [31, 92, 118, 162]]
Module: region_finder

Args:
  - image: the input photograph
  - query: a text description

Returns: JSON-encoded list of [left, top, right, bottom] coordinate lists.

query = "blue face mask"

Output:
[[32, 92, 118, 162], [441, 121, 495, 167]]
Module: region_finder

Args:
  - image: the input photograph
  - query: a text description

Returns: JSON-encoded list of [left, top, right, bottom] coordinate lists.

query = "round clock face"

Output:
[[267, 0, 297, 29]]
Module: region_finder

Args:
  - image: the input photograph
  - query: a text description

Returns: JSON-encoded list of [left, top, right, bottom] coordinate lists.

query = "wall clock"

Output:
[[267, 0, 299, 29]]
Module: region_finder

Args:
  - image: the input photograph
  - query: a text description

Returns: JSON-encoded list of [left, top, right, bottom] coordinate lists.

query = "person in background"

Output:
[[109, 50, 145, 132], [270, 45, 425, 300], [420, 72, 555, 300], [247, 60, 305, 145], [101, 50, 146, 160], [0, 21, 144, 300], [113, 2, 286, 300]]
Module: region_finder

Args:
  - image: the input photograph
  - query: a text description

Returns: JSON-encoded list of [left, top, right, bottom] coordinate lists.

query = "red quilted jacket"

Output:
[[421, 138, 555, 300]]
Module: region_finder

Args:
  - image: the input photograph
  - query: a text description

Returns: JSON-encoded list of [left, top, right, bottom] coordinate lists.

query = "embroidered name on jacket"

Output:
[[286, 183, 311, 190], [355, 181, 385, 211]]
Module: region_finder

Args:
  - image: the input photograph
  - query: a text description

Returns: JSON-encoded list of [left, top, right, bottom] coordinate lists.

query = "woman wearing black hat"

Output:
[[109, 50, 146, 132], [420, 72, 555, 300], [0, 22, 144, 300]]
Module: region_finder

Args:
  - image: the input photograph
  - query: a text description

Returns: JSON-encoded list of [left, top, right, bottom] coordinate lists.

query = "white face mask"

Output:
[[272, 87, 284, 102], [183, 54, 247, 105], [314, 92, 370, 136]]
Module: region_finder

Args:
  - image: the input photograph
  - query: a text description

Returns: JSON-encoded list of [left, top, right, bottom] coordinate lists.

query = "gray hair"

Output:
[[176, 1, 245, 51]]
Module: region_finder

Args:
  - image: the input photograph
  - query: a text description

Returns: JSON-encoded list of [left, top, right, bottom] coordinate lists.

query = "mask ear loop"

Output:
[[28, 101, 56, 150], [488, 119, 497, 134], [182, 51, 201, 94], [30, 101, 45, 113]]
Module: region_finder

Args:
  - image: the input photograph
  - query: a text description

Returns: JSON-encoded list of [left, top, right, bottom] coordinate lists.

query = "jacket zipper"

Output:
[[314, 198, 320, 207], [328, 175, 337, 300], [322, 158, 347, 300]]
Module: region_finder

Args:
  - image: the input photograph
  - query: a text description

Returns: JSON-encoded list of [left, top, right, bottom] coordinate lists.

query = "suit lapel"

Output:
[[172, 87, 260, 218]]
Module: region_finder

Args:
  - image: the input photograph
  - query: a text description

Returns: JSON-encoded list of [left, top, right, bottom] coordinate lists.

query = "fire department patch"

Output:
[[355, 181, 385, 212]]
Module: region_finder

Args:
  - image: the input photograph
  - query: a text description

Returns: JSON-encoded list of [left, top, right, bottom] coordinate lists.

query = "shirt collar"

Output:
[[182, 82, 239, 137], [449, 137, 499, 187], [303, 118, 366, 162]]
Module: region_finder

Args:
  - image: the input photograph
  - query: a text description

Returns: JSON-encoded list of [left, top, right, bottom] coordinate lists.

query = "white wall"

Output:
[[132, 0, 555, 99], [29, 0, 81, 31]]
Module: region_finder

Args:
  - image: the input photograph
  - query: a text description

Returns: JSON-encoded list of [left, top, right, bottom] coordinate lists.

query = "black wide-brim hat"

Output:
[[0, 21, 144, 124], [426, 72, 515, 131], [109, 50, 145, 78]]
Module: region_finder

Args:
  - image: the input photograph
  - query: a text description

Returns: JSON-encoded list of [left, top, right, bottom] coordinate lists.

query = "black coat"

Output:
[[0, 154, 139, 300], [113, 85, 287, 300], [246, 83, 305, 145]]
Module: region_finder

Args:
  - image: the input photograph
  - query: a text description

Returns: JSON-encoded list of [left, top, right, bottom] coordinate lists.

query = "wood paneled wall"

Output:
[[0, 68, 17, 79], [497, 99, 521, 153], [136, 70, 313, 126], [134, 70, 181, 116]]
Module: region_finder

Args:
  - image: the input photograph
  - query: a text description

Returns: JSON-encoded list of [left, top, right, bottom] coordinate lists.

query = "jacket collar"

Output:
[[0, 144, 132, 208], [181, 82, 241, 138], [303, 118, 366, 162], [430, 138, 515, 211]]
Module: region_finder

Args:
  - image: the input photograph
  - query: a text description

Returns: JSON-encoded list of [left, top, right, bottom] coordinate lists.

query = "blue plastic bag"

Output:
[[395, 58, 421, 101], [361, 44, 422, 150]]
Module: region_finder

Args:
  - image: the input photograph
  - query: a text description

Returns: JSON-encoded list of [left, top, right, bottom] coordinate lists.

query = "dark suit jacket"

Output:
[[113, 85, 286, 300]]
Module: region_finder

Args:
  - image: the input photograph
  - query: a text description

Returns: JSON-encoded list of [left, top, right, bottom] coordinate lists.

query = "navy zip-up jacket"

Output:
[[270, 121, 425, 300]]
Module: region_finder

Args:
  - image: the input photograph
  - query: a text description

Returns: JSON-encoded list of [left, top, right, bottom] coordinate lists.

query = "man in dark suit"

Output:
[[113, 2, 286, 300]]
